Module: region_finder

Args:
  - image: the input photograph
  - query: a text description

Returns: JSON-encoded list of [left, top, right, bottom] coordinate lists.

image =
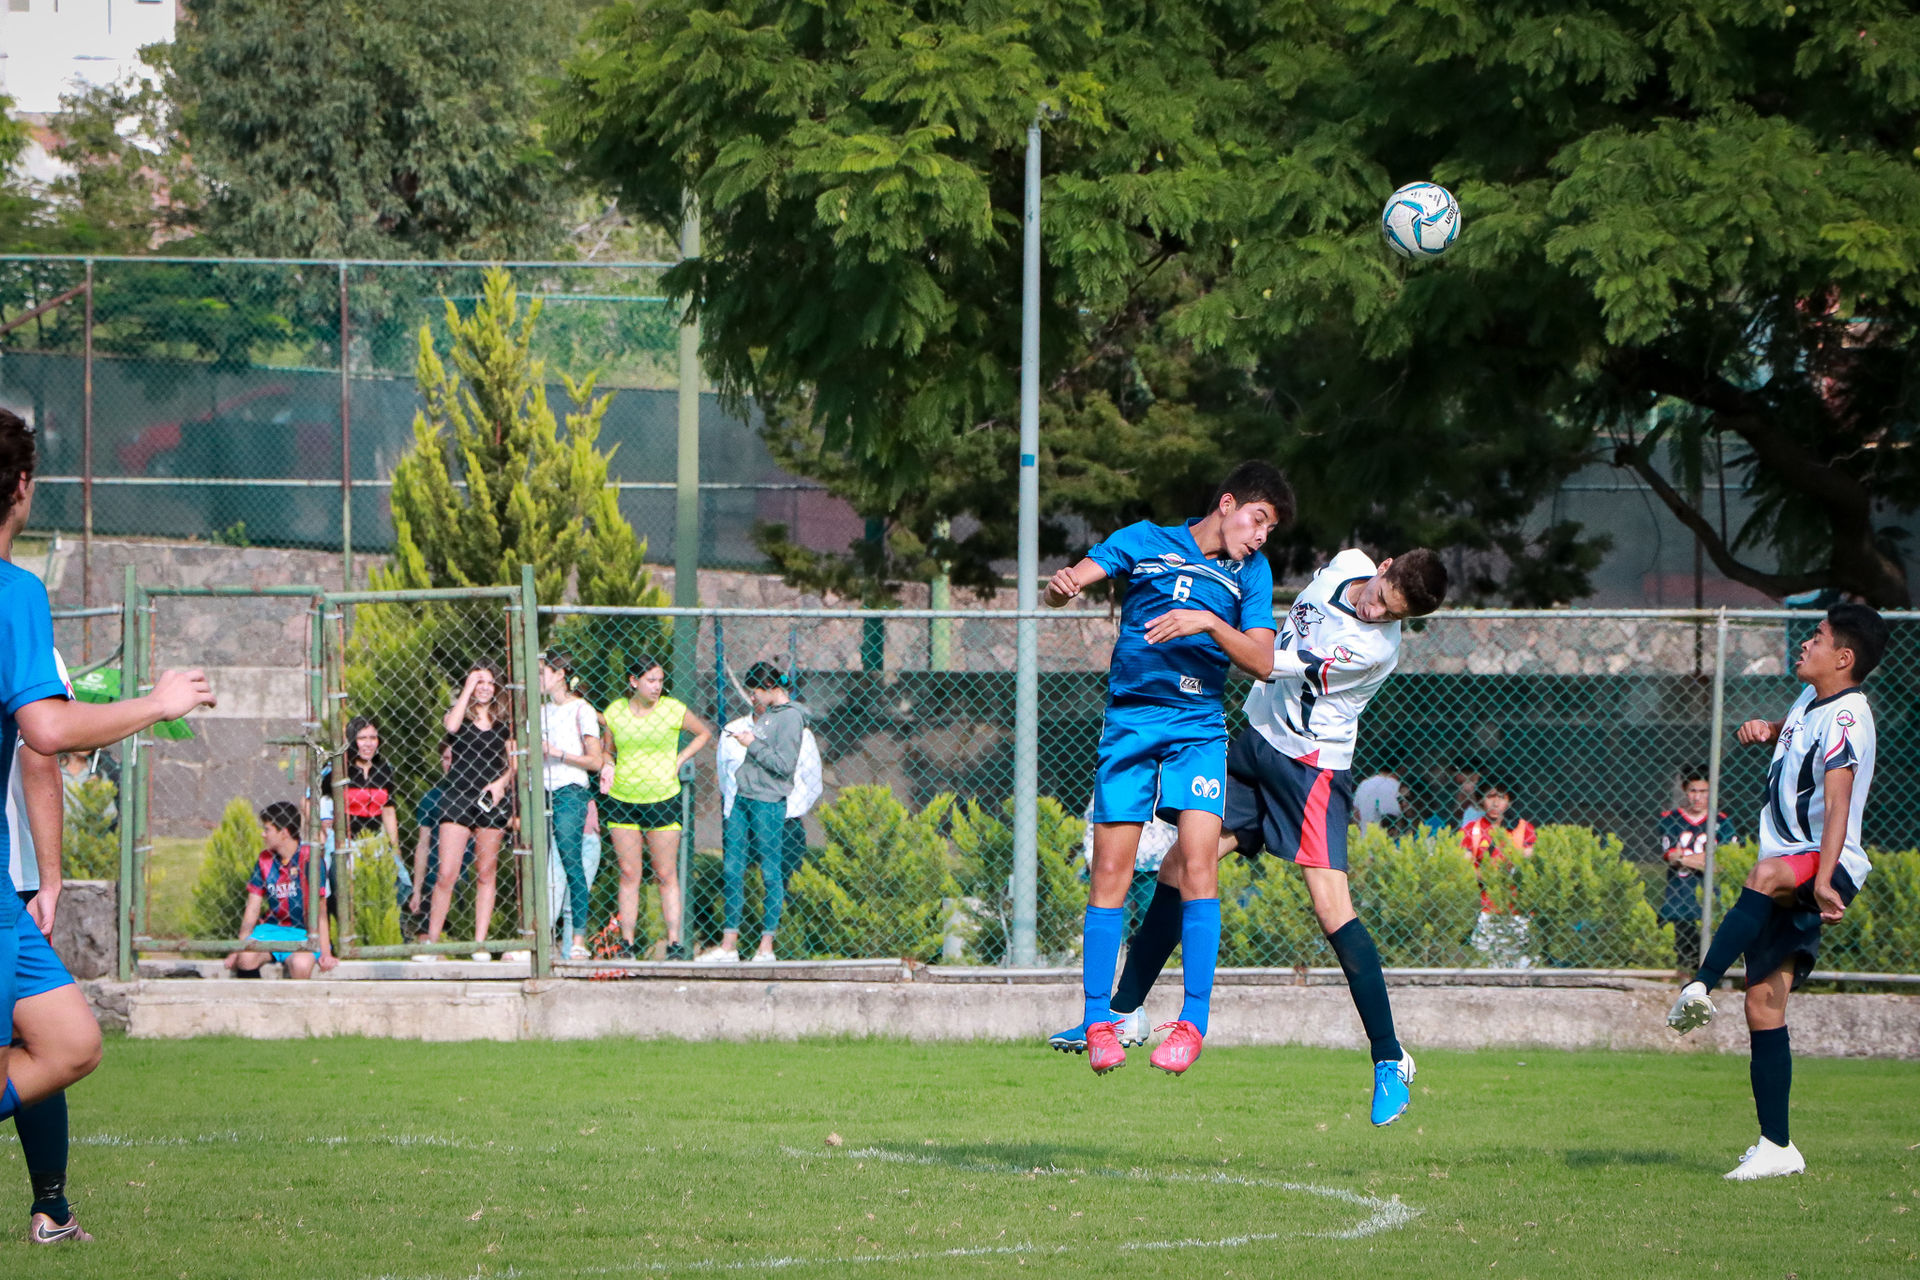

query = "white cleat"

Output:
[[1113, 1007, 1150, 1047], [1725, 1137, 1804, 1181], [1667, 981, 1716, 1034]]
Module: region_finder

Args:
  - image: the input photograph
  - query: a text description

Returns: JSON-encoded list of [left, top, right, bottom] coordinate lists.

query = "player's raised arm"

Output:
[[1044, 558, 1107, 607], [1735, 718, 1785, 746], [1812, 765, 1854, 922]]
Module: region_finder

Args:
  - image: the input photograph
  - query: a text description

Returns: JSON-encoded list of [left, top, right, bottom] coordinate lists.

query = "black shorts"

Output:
[[1222, 730, 1354, 872], [601, 793, 683, 832], [1745, 864, 1861, 991], [440, 792, 510, 831]]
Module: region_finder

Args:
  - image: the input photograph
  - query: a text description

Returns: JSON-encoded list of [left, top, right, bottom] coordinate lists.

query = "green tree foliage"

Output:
[[785, 786, 959, 961], [167, 0, 568, 259], [61, 778, 122, 880], [186, 797, 264, 939], [1349, 827, 1485, 968], [558, 1, 1920, 604], [1485, 827, 1667, 967], [347, 266, 667, 805], [950, 795, 1085, 964]]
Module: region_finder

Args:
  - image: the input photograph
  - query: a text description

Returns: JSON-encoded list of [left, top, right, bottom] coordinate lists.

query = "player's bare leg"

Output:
[[5, 987, 100, 1110], [1054, 823, 1143, 1071], [1150, 812, 1222, 1076]]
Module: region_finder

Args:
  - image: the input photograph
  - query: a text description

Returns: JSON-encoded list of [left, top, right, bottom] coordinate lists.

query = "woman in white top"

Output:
[[539, 649, 604, 961]]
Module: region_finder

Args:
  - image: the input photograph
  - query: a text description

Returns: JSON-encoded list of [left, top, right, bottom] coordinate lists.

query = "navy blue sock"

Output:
[[1178, 898, 1221, 1036], [1081, 906, 1124, 1025], [1327, 918, 1402, 1064], [1112, 884, 1183, 1014], [1750, 1025, 1792, 1147], [1696, 888, 1775, 989], [17, 1089, 70, 1221], [0, 1079, 18, 1123]]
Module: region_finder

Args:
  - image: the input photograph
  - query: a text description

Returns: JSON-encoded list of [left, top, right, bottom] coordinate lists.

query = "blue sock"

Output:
[[1081, 906, 1125, 1025], [0, 1079, 18, 1123], [17, 1089, 70, 1221], [1178, 898, 1221, 1036]]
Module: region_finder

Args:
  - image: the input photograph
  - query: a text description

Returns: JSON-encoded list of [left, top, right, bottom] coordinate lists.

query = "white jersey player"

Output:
[[1107, 547, 1450, 1128], [1666, 605, 1888, 1182]]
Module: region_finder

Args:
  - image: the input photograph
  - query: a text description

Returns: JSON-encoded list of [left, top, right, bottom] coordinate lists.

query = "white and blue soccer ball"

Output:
[[1381, 181, 1460, 260]]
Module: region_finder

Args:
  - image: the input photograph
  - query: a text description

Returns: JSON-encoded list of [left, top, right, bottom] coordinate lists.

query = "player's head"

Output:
[[1479, 782, 1511, 820], [626, 654, 665, 700], [1209, 461, 1294, 560], [0, 407, 36, 536], [1372, 548, 1449, 621], [1680, 769, 1710, 809], [1798, 603, 1889, 685], [258, 800, 302, 848]]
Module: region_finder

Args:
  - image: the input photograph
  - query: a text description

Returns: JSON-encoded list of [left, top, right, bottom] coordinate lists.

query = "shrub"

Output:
[[951, 795, 1085, 964], [348, 835, 402, 948], [185, 797, 263, 939], [1486, 826, 1667, 967], [785, 786, 958, 961], [61, 776, 121, 879], [1351, 826, 1486, 967]]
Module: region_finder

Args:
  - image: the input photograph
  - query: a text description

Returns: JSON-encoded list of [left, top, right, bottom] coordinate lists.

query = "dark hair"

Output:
[[1827, 603, 1889, 682], [0, 408, 35, 526], [1384, 548, 1449, 616], [743, 660, 789, 691], [259, 801, 302, 839], [344, 715, 382, 764], [1479, 781, 1512, 800], [1681, 769, 1709, 787], [626, 654, 665, 682], [1212, 461, 1295, 529], [541, 648, 581, 693]]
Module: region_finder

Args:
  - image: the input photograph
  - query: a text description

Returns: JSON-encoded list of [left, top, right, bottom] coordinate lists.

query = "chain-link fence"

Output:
[[0, 256, 844, 583], [118, 597, 1920, 980]]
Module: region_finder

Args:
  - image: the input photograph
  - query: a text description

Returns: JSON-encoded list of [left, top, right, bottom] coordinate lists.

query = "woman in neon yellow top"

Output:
[[599, 655, 711, 960]]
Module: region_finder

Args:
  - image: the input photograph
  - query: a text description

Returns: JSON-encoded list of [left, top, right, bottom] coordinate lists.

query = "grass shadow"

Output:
[[1563, 1149, 1683, 1169]]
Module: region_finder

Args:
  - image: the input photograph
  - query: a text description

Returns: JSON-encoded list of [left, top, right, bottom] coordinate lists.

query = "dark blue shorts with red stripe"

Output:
[[1223, 730, 1355, 871]]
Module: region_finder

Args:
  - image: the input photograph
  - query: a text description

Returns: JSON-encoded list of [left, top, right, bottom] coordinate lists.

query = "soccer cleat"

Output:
[[29, 1212, 93, 1244], [1371, 1051, 1416, 1127], [1149, 1020, 1204, 1075], [1725, 1137, 1804, 1181], [1086, 1021, 1127, 1075], [1113, 1006, 1150, 1047], [1667, 981, 1716, 1034]]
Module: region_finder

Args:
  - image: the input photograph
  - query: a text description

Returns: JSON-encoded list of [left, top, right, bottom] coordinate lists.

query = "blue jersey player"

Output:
[[0, 410, 215, 1244], [1046, 461, 1290, 1076]]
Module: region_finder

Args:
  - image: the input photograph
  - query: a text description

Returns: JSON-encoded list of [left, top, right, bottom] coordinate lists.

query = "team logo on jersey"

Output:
[[1191, 776, 1222, 800], [1334, 645, 1354, 663], [1779, 726, 1795, 746], [1178, 675, 1202, 695], [1835, 710, 1856, 728], [1290, 601, 1326, 633], [1163, 553, 1185, 567]]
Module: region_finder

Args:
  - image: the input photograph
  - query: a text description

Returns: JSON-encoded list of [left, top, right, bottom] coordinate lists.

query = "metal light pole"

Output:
[[1011, 109, 1049, 967], [673, 195, 703, 705]]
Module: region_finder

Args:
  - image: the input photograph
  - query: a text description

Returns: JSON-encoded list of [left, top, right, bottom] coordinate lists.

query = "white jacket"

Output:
[[717, 715, 822, 820]]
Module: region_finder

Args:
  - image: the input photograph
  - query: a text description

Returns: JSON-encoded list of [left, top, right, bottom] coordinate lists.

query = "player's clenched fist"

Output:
[[1735, 718, 1779, 746], [1044, 567, 1082, 606], [152, 668, 216, 720]]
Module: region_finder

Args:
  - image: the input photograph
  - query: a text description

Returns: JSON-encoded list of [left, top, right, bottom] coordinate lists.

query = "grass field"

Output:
[[0, 1037, 1913, 1278]]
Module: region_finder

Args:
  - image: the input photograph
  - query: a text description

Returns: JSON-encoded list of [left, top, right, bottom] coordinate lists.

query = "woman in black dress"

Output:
[[420, 662, 515, 959]]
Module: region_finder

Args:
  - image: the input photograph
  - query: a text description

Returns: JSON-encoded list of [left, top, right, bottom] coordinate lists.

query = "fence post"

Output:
[[82, 259, 94, 662], [519, 565, 552, 978], [323, 598, 355, 959], [307, 593, 329, 961], [339, 262, 353, 591], [672, 197, 702, 706], [1701, 608, 1731, 963], [129, 579, 153, 955], [114, 566, 137, 981]]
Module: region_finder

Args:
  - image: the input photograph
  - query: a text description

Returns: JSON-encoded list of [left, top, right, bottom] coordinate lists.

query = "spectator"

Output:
[[538, 649, 604, 961], [225, 801, 337, 979], [701, 661, 805, 963], [1353, 765, 1405, 832], [318, 716, 408, 913], [1657, 769, 1736, 974], [718, 705, 822, 912], [1453, 762, 1486, 826], [57, 749, 117, 830], [404, 737, 468, 937], [600, 656, 711, 960], [418, 663, 515, 961], [1460, 782, 1537, 966]]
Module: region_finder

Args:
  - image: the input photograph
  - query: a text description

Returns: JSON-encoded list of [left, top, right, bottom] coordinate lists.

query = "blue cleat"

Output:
[[1371, 1051, 1415, 1127], [1048, 1020, 1094, 1054]]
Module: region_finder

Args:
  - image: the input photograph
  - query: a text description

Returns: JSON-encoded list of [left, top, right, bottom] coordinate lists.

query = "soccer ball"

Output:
[[1381, 181, 1460, 260]]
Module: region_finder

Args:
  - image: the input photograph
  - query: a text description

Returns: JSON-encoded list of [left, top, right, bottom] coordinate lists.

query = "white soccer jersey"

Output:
[[1757, 685, 1875, 887], [1242, 549, 1398, 771]]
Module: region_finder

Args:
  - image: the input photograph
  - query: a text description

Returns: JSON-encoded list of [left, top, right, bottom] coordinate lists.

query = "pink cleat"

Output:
[[1149, 1020, 1204, 1075], [29, 1211, 93, 1244], [1086, 1020, 1127, 1075]]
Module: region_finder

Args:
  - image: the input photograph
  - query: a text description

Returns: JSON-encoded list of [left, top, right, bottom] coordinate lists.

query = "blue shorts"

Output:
[[14, 912, 77, 1003], [250, 923, 319, 965], [1090, 703, 1228, 825], [1223, 730, 1355, 872]]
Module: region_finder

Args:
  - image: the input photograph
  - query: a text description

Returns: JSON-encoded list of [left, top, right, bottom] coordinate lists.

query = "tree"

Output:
[[167, 0, 569, 260], [558, 1, 1920, 605]]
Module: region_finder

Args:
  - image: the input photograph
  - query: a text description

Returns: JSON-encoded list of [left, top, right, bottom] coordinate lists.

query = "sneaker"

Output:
[[411, 953, 446, 963], [1086, 1021, 1127, 1075], [28, 1212, 92, 1245], [470, 950, 493, 963], [567, 942, 590, 961], [501, 949, 532, 962], [1371, 1051, 1416, 1127], [748, 949, 777, 963], [1149, 1020, 1204, 1075], [696, 946, 740, 964], [1667, 980, 1716, 1034], [665, 941, 690, 961], [1725, 1137, 1805, 1181]]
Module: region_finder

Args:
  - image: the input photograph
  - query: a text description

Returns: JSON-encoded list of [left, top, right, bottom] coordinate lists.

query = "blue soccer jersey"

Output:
[[1087, 519, 1276, 707], [0, 562, 68, 932]]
